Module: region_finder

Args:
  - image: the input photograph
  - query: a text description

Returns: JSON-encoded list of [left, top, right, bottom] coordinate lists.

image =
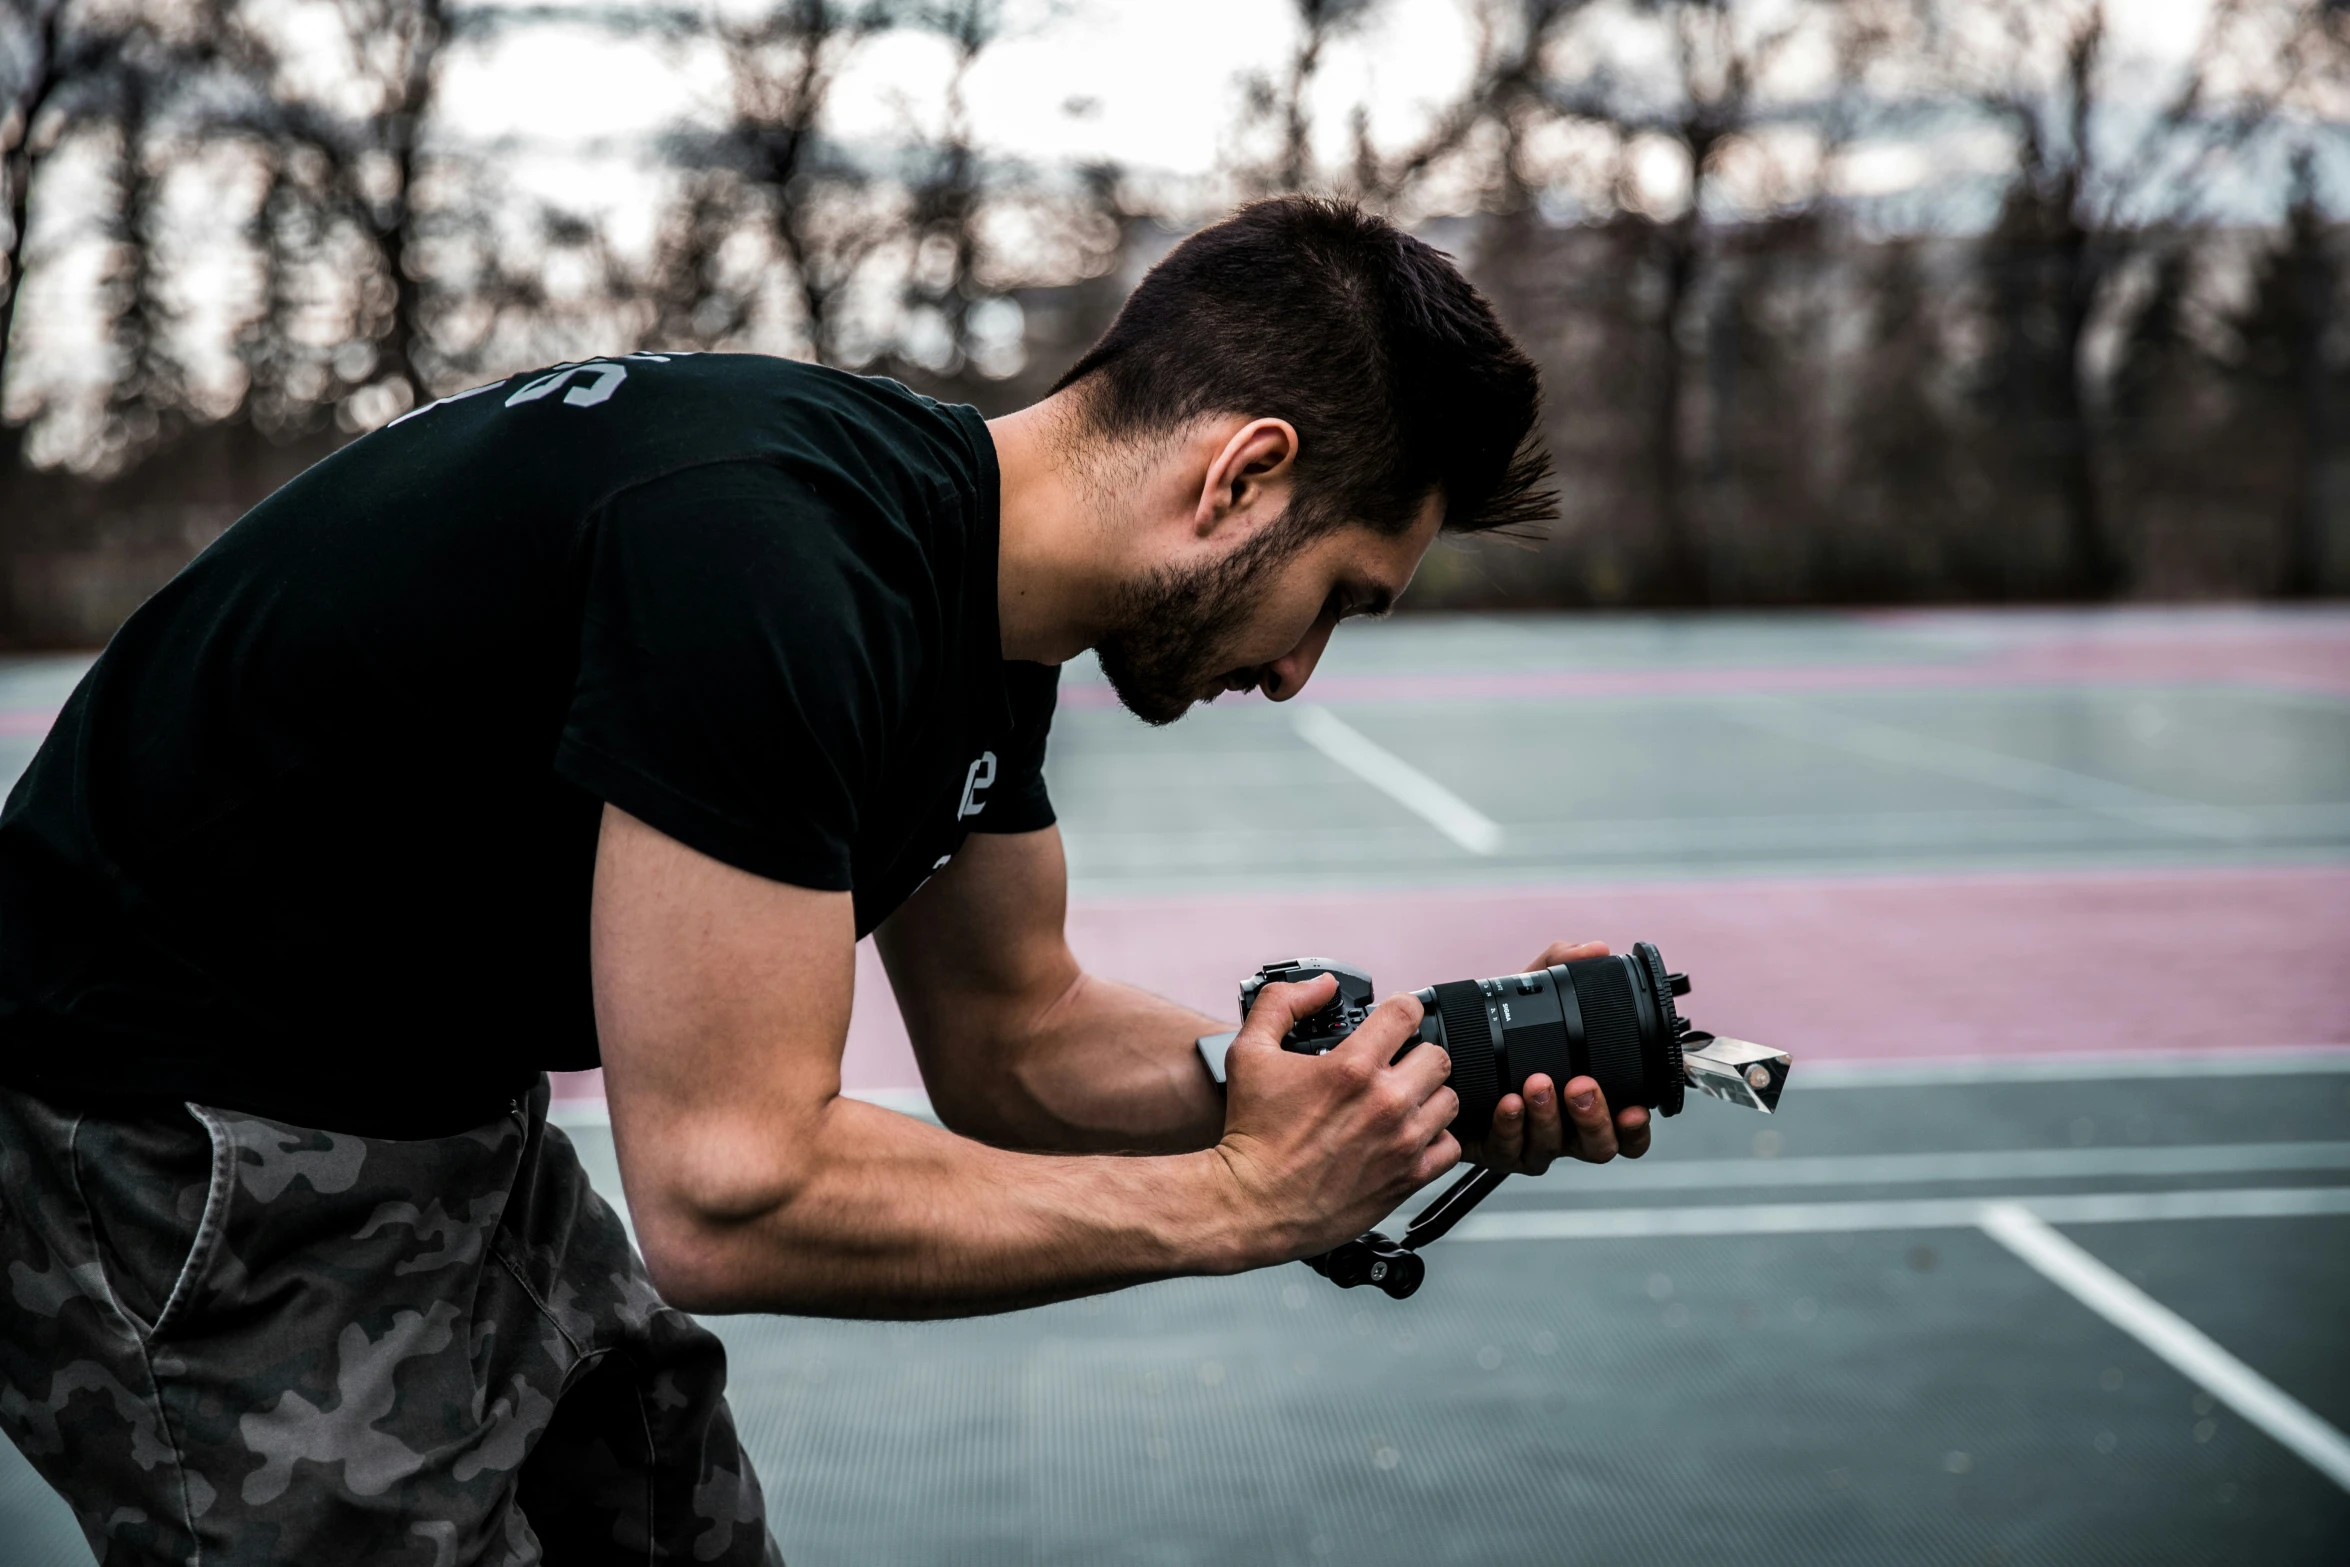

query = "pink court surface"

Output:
[[526, 607, 2350, 1111], [839, 864, 2350, 1082], [0, 607, 2341, 1109]]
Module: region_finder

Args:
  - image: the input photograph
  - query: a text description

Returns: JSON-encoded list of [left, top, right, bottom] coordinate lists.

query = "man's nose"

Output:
[[1261, 614, 1337, 701]]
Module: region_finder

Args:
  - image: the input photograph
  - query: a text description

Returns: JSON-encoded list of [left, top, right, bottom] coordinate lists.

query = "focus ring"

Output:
[[1431, 981, 1501, 1140], [1635, 941, 1687, 1118], [1570, 960, 1648, 1111]]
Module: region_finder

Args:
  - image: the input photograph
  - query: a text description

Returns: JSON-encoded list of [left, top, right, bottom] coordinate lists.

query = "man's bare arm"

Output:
[[876, 826, 1227, 1154], [590, 807, 1459, 1318]]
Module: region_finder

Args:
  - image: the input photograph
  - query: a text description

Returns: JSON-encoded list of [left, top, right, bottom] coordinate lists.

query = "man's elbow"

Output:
[[928, 1086, 1027, 1149], [625, 1153, 805, 1314], [622, 1202, 757, 1312]]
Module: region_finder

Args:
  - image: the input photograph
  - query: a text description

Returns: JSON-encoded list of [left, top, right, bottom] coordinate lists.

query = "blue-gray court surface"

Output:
[[2, 607, 2346, 1564]]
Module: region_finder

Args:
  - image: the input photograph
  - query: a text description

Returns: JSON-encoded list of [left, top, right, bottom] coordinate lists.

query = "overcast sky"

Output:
[[440, 0, 2231, 186], [0, 0, 2315, 462]]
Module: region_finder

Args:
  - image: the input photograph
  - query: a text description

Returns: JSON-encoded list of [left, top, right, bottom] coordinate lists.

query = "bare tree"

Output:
[[650, 0, 902, 362], [356, 0, 449, 402], [213, 0, 456, 420], [1955, 0, 2337, 595], [1234, 0, 1553, 209], [652, 0, 1112, 389], [1488, 0, 1880, 602], [0, 0, 67, 429], [1, 0, 137, 455], [1232, 0, 1381, 195], [876, 0, 990, 377], [2232, 148, 2342, 596], [1972, 4, 2116, 594], [4, 1, 248, 473]]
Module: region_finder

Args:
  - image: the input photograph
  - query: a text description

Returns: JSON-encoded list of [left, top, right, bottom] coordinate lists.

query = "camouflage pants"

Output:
[[0, 1079, 783, 1566]]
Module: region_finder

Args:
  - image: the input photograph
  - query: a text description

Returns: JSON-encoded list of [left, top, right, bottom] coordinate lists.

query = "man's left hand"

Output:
[[1455, 940, 1652, 1175]]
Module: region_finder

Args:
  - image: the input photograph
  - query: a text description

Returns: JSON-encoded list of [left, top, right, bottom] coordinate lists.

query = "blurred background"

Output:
[[2, 0, 2349, 641], [4, 3, 2350, 1565]]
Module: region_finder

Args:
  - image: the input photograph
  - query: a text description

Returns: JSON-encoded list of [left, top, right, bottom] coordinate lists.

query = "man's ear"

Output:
[[1193, 418, 1299, 539]]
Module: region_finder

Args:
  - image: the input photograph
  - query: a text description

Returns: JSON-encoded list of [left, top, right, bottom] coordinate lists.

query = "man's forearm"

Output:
[[622, 1092, 1258, 1318], [927, 970, 1229, 1155], [876, 828, 1229, 1155]]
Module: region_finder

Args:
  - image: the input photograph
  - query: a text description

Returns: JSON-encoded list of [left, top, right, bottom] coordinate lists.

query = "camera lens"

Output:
[[1410, 941, 1688, 1139]]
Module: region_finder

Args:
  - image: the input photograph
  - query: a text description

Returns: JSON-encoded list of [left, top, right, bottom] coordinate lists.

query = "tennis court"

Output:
[[3, 607, 2346, 1563]]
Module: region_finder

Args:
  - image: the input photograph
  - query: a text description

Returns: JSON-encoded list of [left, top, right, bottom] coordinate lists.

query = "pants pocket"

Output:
[[70, 1104, 230, 1340]]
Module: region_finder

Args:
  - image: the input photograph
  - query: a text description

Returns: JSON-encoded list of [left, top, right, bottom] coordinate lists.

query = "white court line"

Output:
[[547, 1096, 2350, 1199], [550, 1053, 2350, 1130], [842, 1087, 944, 1123], [1980, 1202, 2350, 1494], [1722, 698, 2256, 841], [1451, 1184, 2350, 1240], [1800, 1047, 2350, 1087], [1288, 704, 1502, 854], [1535, 1140, 2350, 1193], [570, 1051, 2349, 1130]]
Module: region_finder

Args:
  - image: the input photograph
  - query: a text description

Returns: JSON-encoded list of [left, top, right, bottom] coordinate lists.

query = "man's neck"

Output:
[[987, 394, 1119, 665]]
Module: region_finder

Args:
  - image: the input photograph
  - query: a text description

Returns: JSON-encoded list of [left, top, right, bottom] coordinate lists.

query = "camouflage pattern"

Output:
[[0, 1079, 783, 1565]]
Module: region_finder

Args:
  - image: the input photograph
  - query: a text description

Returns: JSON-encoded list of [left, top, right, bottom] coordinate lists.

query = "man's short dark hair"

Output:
[[1051, 197, 1555, 538]]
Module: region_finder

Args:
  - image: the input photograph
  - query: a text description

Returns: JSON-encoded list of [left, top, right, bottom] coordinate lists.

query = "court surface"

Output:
[[2, 607, 2347, 1564]]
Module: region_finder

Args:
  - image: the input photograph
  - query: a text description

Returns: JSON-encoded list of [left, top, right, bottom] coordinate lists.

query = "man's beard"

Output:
[[1095, 516, 1316, 727]]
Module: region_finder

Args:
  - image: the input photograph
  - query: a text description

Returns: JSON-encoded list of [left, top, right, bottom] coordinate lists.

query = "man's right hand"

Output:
[[1212, 974, 1461, 1264]]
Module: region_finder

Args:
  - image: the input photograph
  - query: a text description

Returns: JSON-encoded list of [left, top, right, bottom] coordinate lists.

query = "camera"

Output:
[[1205, 942, 1789, 1299]]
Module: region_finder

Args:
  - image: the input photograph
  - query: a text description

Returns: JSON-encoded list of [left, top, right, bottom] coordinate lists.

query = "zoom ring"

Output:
[[1431, 980, 1501, 1140]]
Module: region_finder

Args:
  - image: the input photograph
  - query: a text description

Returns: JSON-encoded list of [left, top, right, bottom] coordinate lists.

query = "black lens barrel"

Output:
[[1413, 943, 1687, 1140]]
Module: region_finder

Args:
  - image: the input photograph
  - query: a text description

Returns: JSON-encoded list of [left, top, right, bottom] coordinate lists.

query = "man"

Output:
[[0, 197, 1650, 1564]]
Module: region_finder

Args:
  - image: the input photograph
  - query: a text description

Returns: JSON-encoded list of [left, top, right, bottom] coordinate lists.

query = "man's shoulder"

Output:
[[629, 355, 984, 475], [709, 357, 992, 506], [359, 352, 987, 510], [597, 358, 989, 557]]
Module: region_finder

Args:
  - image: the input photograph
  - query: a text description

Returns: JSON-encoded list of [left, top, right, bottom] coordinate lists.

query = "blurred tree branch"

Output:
[[0, 0, 69, 435], [647, 0, 901, 363], [1957, 0, 2344, 595], [4, 0, 2346, 628], [1, 0, 137, 449], [1235, 0, 1380, 196]]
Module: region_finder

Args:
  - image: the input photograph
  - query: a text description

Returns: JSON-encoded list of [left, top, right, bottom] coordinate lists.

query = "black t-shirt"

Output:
[[0, 353, 1058, 1136]]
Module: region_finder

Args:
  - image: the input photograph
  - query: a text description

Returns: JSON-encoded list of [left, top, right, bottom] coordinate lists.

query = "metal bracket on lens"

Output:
[[1681, 1033, 1790, 1113]]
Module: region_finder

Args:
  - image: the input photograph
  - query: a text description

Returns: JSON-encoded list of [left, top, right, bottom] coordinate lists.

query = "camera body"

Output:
[[1237, 959, 1379, 1054]]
